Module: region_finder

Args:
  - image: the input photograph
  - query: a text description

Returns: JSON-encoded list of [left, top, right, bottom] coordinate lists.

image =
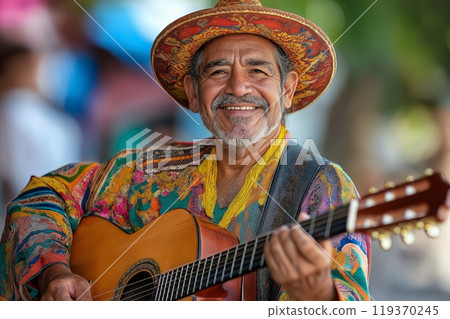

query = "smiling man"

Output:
[[0, 0, 371, 301]]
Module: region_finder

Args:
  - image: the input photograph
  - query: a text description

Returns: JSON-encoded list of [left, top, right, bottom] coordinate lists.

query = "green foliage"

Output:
[[263, 0, 450, 112]]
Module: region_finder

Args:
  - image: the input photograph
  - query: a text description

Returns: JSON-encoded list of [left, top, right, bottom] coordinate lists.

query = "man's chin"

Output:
[[210, 120, 278, 147], [215, 130, 259, 144], [222, 133, 268, 149]]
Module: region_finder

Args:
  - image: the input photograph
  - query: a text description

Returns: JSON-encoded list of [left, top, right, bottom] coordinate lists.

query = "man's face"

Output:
[[184, 34, 298, 145]]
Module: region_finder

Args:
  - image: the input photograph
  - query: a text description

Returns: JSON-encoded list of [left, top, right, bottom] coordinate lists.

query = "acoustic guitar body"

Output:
[[70, 209, 242, 301]]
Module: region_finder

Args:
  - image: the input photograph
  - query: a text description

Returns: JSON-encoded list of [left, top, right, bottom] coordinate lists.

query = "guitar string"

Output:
[[89, 274, 158, 300], [155, 218, 350, 300], [89, 232, 265, 300], [93, 215, 350, 300], [112, 241, 268, 301], [92, 210, 349, 300], [119, 281, 155, 301], [90, 208, 349, 300], [96, 221, 350, 301]]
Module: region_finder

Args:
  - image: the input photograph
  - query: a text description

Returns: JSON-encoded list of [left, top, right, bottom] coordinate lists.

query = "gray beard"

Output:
[[198, 94, 283, 152]]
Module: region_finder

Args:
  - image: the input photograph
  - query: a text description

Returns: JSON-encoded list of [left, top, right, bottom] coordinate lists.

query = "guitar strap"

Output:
[[255, 141, 325, 300]]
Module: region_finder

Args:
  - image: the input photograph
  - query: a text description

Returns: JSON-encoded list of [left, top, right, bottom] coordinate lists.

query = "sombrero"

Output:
[[151, 0, 336, 113]]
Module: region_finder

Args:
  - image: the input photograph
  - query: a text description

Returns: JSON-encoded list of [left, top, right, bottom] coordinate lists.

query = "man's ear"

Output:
[[282, 71, 299, 110], [183, 75, 199, 113]]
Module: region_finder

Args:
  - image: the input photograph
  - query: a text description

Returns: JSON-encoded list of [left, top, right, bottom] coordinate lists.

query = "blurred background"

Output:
[[0, 0, 449, 300]]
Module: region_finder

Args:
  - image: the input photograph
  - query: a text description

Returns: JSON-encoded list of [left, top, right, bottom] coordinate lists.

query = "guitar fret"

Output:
[[310, 221, 325, 239], [260, 235, 270, 267], [221, 249, 230, 282], [170, 270, 176, 300], [238, 242, 248, 275], [243, 240, 257, 273], [249, 238, 258, 271], [306, 207, 348, 241], [326, 214, 348, 238], [199, 257, 207, 291], [229, 246, 239, 279], [160, 272, 167, 301], [166, 270, 173, 301], [324, 209, 334, 239], [159, 272, 167, 301], [186, 262, 194, 297], [170, 268, 178, 301], [155, 273, 161, 301], [173, 269, 178, 300], [308, 213, 316, 236], [213, 252, 222, 285], [181, 264, 188, 299], [206, 255, 214, 287], [175, 265, 184, 300], [177, 265, 183, 300], [181, 265, 187, 300], [162, 271, 168, 301], [193, 259, 201, 293]]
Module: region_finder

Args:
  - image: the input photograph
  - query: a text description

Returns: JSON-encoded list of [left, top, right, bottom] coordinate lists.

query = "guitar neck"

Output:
[[154, 206, 350, 301]]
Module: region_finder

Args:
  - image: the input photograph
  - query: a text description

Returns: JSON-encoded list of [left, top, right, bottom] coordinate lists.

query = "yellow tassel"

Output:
[[198, 151, 217, 219]]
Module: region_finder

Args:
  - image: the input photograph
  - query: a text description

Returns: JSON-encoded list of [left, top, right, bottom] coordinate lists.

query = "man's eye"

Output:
[[210, 69, 226, 76], [251, 69, 267, 75]]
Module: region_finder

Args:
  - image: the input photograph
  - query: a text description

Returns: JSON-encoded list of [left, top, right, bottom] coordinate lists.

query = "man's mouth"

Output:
[[221, 106, 258, 111], [212, 94, 268, 113]]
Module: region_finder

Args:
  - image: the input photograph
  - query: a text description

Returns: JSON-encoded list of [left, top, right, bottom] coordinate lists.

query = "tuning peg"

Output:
[[416, 221, 425, 229], [424, 168, 434, 176], [384, 181, 395, 188], [405, 175, 415, 182], [400, 229, 415, 245], [370, 230, 379, 239], [424, 222, 440, 238], [368, 187, 378, 194], [378, 233, 392, 251]]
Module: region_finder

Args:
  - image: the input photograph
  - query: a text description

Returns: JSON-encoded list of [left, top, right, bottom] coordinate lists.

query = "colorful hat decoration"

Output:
[[151, 0, 336, 113]]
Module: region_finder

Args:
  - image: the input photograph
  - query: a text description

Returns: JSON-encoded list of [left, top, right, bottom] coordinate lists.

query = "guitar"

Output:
[[70, 172, 450, 301]]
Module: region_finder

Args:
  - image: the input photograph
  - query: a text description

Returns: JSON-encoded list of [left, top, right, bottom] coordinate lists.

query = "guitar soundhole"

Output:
[[114, 258, 159, 301], [119, 270, 154, 301]]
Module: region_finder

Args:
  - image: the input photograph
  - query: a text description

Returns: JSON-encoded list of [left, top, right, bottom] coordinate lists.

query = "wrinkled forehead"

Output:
[[199, 34, 279, 65], [202, 33, 277, 54]]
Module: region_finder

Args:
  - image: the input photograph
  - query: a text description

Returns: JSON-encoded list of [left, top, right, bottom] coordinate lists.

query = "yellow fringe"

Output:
[[198, 125, 288, 228]]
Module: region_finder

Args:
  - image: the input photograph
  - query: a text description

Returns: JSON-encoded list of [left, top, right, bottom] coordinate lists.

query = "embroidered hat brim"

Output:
[[151, 0, 336, 113]]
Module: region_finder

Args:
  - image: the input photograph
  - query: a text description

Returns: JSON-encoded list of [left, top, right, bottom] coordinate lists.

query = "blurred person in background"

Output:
[[38, 0, 99, 121], [40, 0, 179, 161], [0, 36, 82, 234]]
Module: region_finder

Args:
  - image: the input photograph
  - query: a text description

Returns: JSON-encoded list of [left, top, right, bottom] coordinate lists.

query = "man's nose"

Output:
[[224, 69, 253, 97]]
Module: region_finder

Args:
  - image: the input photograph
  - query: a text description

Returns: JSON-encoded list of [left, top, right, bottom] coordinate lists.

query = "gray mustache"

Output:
[[212, 94, 269, 110]]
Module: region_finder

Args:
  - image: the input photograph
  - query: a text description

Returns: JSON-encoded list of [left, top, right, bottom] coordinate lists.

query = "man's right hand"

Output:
[[37, 263, 92, 301]]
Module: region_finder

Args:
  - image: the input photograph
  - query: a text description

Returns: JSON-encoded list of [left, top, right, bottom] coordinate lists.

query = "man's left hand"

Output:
[[264, 213, 338, 301]]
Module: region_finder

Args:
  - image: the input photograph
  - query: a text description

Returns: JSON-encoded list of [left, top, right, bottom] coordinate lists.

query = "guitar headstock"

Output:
[[352, 170, 450, 250]]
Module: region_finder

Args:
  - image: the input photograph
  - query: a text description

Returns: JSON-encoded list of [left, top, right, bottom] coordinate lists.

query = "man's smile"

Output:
[[217, 105, 264, 119], [220, 106, 258, 111]]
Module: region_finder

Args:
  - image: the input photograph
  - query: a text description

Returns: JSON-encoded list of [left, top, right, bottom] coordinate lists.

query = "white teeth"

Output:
[[224, 106, 256, 110]]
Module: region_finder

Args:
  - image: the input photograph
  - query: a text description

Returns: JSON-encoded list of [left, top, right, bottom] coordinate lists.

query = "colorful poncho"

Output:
[[0, 136, 371, 301]]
